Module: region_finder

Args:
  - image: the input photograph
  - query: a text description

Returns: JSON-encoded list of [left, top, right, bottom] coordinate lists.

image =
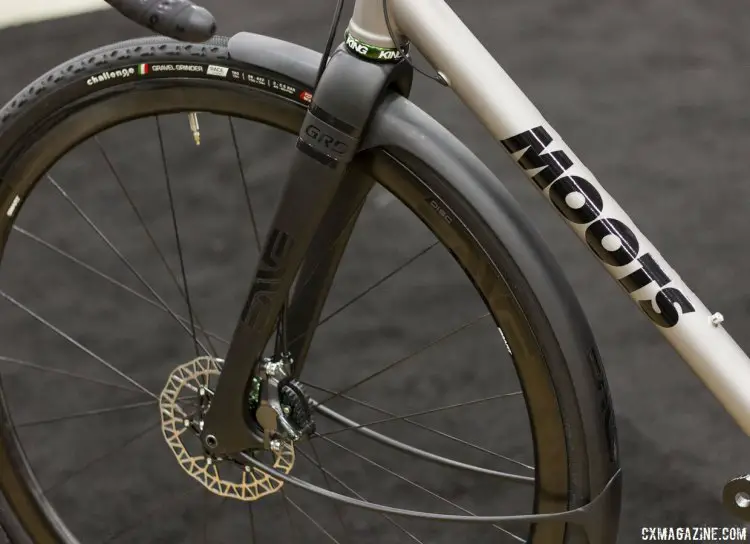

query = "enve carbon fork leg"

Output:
[[200, 44, 413, 455]]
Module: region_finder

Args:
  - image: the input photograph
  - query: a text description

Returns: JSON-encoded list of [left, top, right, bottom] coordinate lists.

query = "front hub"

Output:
[[158, 356, 313, 502]]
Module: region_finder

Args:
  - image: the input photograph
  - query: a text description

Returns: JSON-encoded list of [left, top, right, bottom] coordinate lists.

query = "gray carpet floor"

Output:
[[0, 0, 749, 542]]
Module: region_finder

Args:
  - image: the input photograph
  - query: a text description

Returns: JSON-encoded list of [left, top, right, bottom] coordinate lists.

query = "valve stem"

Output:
[[188, 112, 200, 145]]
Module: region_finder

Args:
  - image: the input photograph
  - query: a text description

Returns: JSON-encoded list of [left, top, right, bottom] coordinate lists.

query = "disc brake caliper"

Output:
[[252, 357, 315, 450]]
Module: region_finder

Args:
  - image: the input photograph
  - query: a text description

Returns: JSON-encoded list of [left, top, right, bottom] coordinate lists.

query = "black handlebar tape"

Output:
[[105, 0, 216, 43]]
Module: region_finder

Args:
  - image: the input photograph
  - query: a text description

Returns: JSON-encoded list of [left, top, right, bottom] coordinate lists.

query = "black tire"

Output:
[[0, 36, 620, 543]]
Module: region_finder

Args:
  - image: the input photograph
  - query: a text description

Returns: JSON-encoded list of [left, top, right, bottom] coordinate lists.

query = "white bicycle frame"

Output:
[[348, 0, 750, 436]]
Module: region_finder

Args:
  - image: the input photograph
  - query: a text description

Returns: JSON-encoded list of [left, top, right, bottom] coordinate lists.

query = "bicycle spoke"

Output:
[[196, 495, 226, 544], [285, 494, 342, 544], [104, 485, 203, 543], [155, 116, 200, 358], [201, 492, 208, 544], [296, 446, 424, 544], [14, 226, 230, 347], [308, 440, 350, 536], [318, 434, 523, 542], [275, 300, 290, 358], [248, 502, 257, 543], [46, 174, 212, 357], [317, 312, 490, 407], [0, 354, 141, 394], [93, 137, 219, 356], [304, 382, 534, 472], [15, 399, 156, 428], [45, 420, 160, 494], [289, 203, 362, 301], [315, 391, 522, 439], [0, 290, 155, 399], [286, 240, 438, 351], [317, 241, 438, 327], [280, 487, 298, 540], [228, 117, 261, 253]]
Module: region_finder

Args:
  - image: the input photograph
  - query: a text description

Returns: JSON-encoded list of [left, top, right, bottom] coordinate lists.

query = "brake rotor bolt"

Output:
[[270, 440, 282, 453], [244, 465, 252, 473], [183, 419, 190, 428]]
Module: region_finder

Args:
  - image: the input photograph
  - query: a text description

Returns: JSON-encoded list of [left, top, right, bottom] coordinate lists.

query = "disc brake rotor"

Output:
[[159, 356, 295, 502]]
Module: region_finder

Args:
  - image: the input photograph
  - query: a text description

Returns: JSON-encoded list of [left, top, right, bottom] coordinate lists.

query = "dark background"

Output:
[[1, 0, 750, 542]]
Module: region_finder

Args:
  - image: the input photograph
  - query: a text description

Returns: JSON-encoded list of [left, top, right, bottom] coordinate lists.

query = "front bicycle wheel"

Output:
[[0, 36, 619, 543]]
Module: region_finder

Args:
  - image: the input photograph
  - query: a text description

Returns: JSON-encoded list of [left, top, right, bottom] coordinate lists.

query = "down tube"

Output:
[[390, 0, 750, 435]]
